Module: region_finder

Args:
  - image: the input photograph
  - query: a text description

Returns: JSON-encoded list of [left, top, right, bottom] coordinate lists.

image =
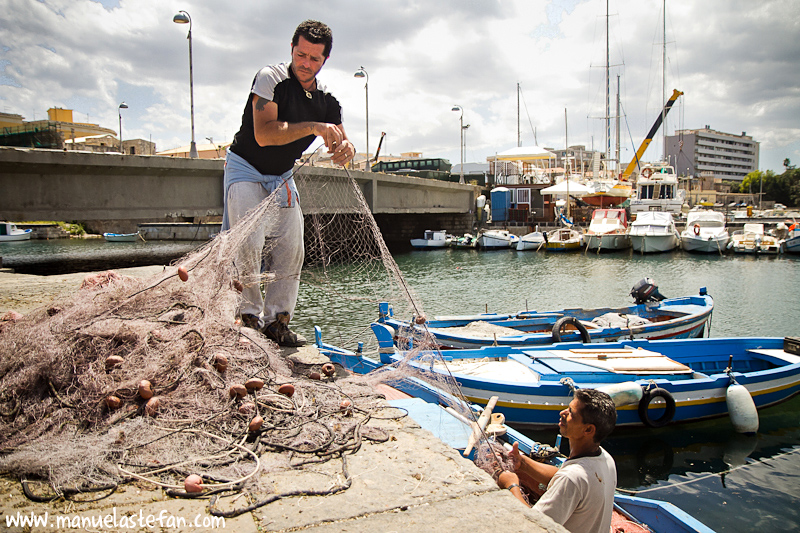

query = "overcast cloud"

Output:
[[2, 0, 799, 173]]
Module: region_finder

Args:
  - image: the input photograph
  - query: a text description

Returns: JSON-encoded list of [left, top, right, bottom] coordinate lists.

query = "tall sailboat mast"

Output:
[[517, 82, 521, 148], [605, 0, 611, 175], [616, 74, 621, 176], [661, 0, 667, 161]]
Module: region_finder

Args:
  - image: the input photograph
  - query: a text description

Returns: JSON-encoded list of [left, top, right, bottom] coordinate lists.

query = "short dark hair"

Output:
[[292, 20, 333, 58], [574, 389, 617, 443]]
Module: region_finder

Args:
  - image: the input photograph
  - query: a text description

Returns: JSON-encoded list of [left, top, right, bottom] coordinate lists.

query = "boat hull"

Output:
[[410, 239, 447, 248], [680, 234, 729, 253], [630, 234, 679, 253], [784, 234, 800, 254], [103, 233, 140, 242], [585, 233, 630, 251], [379, 293, 713, 349], [364, 335, 800, 428], [0, 231, 32, 242]]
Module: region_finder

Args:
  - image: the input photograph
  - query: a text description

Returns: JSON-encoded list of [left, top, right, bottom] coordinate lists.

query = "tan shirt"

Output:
[[533, 447, 616, 533]]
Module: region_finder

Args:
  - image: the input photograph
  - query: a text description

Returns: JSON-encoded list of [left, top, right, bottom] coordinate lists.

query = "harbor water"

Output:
[[2, 240, 799, 531], [297, 247, 800, 533]]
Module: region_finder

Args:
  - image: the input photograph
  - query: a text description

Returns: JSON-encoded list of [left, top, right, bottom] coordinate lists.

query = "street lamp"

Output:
[[118, 102, 128, 153], [173, 10, 198, 158], [354, 66, 369, 170], [451, 105, 467, 184]]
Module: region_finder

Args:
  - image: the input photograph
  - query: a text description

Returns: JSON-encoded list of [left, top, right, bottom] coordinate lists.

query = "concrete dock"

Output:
[[0, 266, 565, 532]]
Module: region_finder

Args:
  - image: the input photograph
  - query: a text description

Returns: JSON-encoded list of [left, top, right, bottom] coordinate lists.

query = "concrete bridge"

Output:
[[0, 147, 480, 249]]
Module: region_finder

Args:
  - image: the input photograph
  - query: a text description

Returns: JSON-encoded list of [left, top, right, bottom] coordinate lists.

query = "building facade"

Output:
[[666, 127, 759, 181]]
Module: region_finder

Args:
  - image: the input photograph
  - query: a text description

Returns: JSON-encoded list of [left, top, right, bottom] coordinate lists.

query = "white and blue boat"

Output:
[[103, 232, 142, 242], [315, 332, 717, 532], [323, 326, 800, 430], [378, 281, 714, 349]]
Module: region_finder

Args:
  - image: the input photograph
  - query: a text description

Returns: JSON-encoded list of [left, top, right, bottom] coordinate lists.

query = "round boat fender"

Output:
[[693, 224, 701, 236], [638, 387, 676, 428], [552, 317, 591, 343], [726, 382, 759, 434]]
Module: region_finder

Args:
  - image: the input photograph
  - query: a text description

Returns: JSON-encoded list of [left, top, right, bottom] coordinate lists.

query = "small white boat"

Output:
[[681, 210, 730, 253], [516, 227, 546, 251], [584, 208, 630, 252], [729, 223, 781, 254], [410, 229, 449, 249], [477, 229, 518, 249], [103, 232, 141, 242], [629, 211, 680, 253], [0, 222, 32, 242], [544, 227, 582, 252]]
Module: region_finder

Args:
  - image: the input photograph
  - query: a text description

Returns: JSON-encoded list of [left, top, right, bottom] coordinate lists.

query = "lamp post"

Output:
[[173, 10, 198, 158], [354, 67, 369, 170], [118, 102, 128, 153], [451, 105, 466, 184]]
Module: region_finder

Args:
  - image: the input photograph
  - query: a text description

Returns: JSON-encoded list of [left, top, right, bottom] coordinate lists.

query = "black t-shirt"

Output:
[[230, 63, 343, 175]]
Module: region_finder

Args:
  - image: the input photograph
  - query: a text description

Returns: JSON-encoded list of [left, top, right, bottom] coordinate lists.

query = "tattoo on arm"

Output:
[[255, 96, 268, 112]]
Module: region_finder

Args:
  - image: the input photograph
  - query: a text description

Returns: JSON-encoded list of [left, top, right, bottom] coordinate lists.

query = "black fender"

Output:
[[551, 317, 591, 343], [638, 387, 676, 428]]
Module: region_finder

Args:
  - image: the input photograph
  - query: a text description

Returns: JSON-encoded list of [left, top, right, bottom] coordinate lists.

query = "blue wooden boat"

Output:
[[378, 281, 714, 349], [324, 325, 800, 429], [315, 332, 716, 532]]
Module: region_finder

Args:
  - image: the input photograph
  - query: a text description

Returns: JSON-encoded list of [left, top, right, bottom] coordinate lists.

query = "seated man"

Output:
[[498, 388, 617, 533]]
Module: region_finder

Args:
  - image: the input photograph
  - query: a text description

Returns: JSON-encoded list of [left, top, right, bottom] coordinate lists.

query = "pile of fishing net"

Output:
[[0, 164, 498, 514]]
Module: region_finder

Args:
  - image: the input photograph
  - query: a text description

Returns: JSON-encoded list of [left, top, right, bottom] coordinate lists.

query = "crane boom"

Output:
[[621, 89, 683, 180]]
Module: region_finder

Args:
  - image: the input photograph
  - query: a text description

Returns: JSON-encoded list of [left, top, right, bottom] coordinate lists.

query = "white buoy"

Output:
[[726, 383, 759, 434], [595, 381, 644, 407]]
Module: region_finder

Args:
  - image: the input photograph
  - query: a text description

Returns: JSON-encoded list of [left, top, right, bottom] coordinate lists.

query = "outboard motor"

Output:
[[630, 278, 666, 304]]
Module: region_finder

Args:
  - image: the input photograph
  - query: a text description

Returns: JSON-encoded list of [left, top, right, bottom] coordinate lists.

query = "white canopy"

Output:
[[491, 146, 556, 161], [540, 179, 592, 195]]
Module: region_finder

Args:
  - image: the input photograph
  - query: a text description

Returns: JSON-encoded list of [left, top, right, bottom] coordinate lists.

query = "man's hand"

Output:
[[314, 123, 344, 153], [508, 441, 523, 471], [331, 139, 355, 166]]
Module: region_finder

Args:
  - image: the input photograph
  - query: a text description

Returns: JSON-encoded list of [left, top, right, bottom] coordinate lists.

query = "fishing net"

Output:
[[0, 162, 503, 514]]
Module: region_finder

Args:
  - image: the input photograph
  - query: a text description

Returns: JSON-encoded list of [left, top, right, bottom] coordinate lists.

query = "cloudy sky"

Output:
[[2, 0, 799, 173]]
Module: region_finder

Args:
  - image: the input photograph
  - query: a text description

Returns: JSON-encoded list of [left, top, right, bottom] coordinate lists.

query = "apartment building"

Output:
[[666, 127, 759, 181]]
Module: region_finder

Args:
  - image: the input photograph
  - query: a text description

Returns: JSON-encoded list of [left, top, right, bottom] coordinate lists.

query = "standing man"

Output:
[[223, 20, 355, 346], [497, 389, 617, 533]]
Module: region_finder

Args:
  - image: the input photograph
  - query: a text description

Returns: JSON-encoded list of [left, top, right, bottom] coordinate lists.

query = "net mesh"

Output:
[[0, 164, 500, 512]]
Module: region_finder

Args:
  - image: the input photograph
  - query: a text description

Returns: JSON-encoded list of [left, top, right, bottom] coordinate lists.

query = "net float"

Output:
[[184, 474, 203, 493], [138, 380, 153, 400], [238, 402, 255, 415], [105, 355, 124, 370], [229, 384, 247, 399], [340, 399, 352, 413], [232, 280, 243, 292], [309, 372, 321, 381], [104, 396, 122, 409], [213, 354, 228, 373], [249, 415, 264, 432], [415, 314, 427, 324], [177, 266, 189, 282], [321, 363, 336, 377], [278, 383, 295, 397], [244, 378, 264, 390], [144, 397, 159, 417]]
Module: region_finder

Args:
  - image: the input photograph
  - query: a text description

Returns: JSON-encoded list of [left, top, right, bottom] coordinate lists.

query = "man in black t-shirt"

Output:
[[223, 20, 355, 346]]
